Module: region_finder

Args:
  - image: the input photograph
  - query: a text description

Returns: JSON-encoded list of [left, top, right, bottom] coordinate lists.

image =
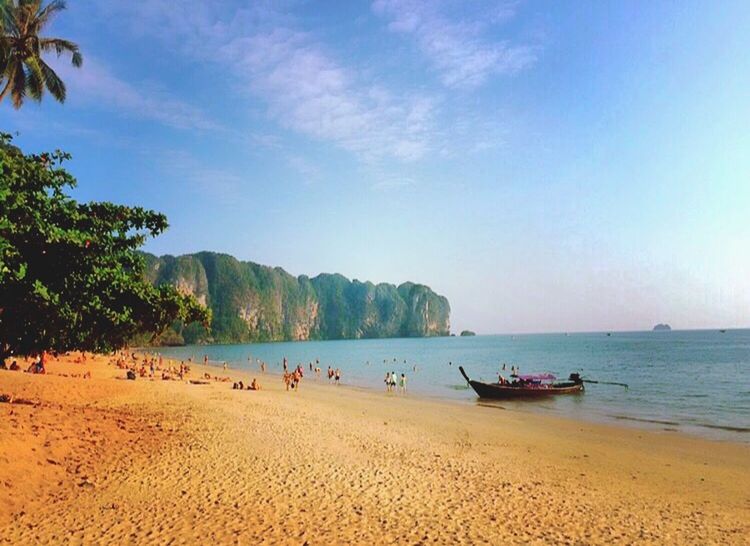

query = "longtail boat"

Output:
[[459, 366, 584, 399]]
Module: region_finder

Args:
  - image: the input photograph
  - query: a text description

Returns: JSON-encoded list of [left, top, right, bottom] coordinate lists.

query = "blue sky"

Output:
[[4, 0, 750, 333]]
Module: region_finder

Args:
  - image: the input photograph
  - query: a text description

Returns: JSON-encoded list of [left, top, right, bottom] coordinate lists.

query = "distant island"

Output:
[[460, 330, 476, 336], [142, 252, 450, 344], [653, 323, 672, 331]]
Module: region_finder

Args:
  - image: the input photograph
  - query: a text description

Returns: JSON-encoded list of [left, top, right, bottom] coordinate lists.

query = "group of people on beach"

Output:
[[384, 371, 407, 393], [283, 361, 305, 391], [0, 350, 94, 379], [114, 352, 192, 381], [0, 350, 48, 374], [275, 356, 343, 392], [327, 366, 342, 384], [232, 378, 260, 391]]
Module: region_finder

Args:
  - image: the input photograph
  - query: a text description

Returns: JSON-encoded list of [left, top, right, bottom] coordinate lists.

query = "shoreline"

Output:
[[2, 352, 748, 544], [151, 350, 750, 445], [263, 366, 750, 445]]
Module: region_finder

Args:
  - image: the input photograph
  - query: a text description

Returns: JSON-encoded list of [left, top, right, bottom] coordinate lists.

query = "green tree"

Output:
[[0, 134, 210, 361], [0, 0, 82, 108]]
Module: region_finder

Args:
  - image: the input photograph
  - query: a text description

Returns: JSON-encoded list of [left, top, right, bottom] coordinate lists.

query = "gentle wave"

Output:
[[696, 423, 750, 433], [608, 414, 681, 427]]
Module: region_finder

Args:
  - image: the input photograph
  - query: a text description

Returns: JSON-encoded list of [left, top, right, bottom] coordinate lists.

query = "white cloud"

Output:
[[372, 0, 536, 89], [220, 28, 439, 161], [54, 57, 220, 131], [85, 1, 519, 161], [89, 2, 439, 161]]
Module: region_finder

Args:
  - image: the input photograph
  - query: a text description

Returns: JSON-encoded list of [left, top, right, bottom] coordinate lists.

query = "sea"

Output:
[[154, 329, 750, 443]]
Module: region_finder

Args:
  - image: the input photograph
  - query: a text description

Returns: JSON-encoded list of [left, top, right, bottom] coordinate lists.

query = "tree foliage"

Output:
[[1, 0, 82, 108], [0, 134, 210, 359]]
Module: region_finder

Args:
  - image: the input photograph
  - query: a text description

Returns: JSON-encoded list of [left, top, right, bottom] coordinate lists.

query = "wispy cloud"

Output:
[[372, 0, 536, 89], [220, 28, 439, 161], [86, 0, 522, 162], [90, 2, 438, 161], [53, 56, 220, 132]]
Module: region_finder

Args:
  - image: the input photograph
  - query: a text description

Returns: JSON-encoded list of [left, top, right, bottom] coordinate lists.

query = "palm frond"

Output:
[[39, 37, 82, 66], [25, 57, 44, 101], [11, 59, 27, 108], [0, 2, 19, 35], [0, 39, 9, 74], [37, 56, 65, 102], [35, 0, 65, 28]]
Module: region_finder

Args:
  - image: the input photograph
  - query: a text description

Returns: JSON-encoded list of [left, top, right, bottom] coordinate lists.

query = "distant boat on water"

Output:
[[720, 329, 727, 333]]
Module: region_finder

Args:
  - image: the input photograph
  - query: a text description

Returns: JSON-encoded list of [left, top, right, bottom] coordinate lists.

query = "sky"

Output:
[[4, 0, 750, 334]]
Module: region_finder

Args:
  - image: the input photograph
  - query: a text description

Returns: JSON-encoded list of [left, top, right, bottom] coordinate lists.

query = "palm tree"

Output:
[[0, 0, 82, 108]]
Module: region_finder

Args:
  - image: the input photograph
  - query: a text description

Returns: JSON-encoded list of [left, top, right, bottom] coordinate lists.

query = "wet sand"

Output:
[[1, 353, 748, 544]]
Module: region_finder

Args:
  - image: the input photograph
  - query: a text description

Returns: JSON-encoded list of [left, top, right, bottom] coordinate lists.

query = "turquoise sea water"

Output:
[[155, 330, 750, 442]]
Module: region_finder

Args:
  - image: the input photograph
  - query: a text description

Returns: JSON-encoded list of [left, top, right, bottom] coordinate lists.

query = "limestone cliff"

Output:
[[142, 252, 450, 344]]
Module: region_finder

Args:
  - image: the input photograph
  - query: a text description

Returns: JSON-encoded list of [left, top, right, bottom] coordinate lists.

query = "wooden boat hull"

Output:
[[459, 366, 584, 400]]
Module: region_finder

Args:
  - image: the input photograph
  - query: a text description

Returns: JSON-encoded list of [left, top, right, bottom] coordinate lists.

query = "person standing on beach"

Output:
[[385, 372, 392, 392], [283, 357, 288, 373], [335, 368, 341, 385], [204, 355, 208, 365], [400, 373, 407, 393]]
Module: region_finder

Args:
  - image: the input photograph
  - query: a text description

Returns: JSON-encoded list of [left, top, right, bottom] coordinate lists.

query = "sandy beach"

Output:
[[1, 354, 748, 545]]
